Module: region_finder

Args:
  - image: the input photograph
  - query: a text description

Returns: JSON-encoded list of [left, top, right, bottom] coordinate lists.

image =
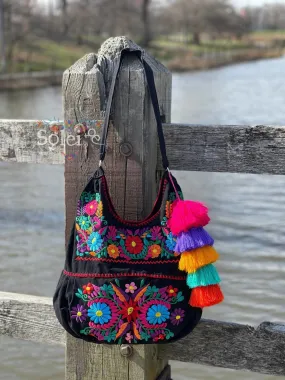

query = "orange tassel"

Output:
[[189, 284, 224, 308], [178, 246, 219, 273]]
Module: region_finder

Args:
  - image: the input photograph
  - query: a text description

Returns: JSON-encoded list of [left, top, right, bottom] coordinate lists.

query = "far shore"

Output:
[[0, 48, 284, 91]]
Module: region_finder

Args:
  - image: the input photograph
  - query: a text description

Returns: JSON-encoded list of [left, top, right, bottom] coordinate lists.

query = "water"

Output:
[[1, 56, 285, 380]]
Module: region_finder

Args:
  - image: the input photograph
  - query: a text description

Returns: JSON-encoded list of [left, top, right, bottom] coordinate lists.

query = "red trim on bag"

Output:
[[101, 175, 168, 226], [63, 270, 186, 280], [75, 257, 179, 264]]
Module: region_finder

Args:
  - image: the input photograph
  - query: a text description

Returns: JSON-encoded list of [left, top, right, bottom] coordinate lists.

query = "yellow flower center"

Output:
[[77, 311, 82, 317], [176, 315, 181, 320], [96, 310, 103, 317], [111, 249, 115, 253], [169, 289, 174, 294], [82, 221, 85, 225], [90, 205, 93, 209], [127, 307, 134, 315], [155, 312, 162, 318], [129, 286, 134, 290], [131, 241, 136, 247], [153, 249, 157, 253], [92, 238, 96, 244], [86, 286, 90, 291]]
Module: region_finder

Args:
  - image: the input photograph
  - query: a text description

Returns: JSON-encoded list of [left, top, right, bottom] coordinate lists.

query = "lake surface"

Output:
[[0, 56, 285, 380]]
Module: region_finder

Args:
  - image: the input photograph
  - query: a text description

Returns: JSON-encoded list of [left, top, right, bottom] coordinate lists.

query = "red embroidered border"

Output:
[[101, 175, 168, 226], [75, 257, 179, 264], [63, 270, 186, 280]]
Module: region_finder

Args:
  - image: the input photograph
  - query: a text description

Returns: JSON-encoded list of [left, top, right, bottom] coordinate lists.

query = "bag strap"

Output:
[[99, 49, 169, 170]]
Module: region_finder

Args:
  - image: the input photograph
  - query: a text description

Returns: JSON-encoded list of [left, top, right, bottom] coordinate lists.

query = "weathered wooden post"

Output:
[[63, 37, 172, 380]]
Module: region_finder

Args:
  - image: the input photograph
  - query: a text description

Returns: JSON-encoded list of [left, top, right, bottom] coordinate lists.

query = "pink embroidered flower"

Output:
[[125, 332, 133, 343], [92, 216, 102, 229], [125, 282, 137, 294], [85, 200, 98, 216]]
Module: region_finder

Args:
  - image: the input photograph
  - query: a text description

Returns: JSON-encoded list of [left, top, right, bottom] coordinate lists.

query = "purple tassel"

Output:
[[174, 227, 214, 253]]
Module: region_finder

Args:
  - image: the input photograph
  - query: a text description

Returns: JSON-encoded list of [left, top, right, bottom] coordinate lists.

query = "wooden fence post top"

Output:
[[64, 36, 172, 380]]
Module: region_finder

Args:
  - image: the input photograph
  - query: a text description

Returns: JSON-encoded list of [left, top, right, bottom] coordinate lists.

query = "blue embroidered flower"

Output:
[[165, 233, 176, 251], [78, 216, 91, 230], [87, 232, 103, 251], [146, 304, 170, 324], [88, 302, 111, 324]]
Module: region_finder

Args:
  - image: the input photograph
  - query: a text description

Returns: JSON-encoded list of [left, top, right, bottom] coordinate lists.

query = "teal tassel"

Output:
[[186, 264, 220, 288]]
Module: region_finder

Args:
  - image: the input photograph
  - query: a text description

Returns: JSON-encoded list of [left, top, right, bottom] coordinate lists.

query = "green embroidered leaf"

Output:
[[118, 337, 123, 345], [140, 279, 145, 288], [78, 288, 83, 294], [80, 327, 91, 335], [75, 292, 82, 299], [166, 331, 174, 340], [115, 279, 120, 287]]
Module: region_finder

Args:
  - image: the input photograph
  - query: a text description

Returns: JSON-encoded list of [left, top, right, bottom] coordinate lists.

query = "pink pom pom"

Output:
[[168, 200, 210, 235]]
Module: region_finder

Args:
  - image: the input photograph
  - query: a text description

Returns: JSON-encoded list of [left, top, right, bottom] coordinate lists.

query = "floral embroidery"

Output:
[[107, 244, 119, 258], [87, 232, 103, 251], [71, 305, 87, 322], [125, 236, 143, 254], [170, 308, 185, 325], [166, 285, 178, 297], [125, 282, 137, 294], [72, 279, 185, 344], [75, 191, 180, 261], [88, 303, 112, 324]]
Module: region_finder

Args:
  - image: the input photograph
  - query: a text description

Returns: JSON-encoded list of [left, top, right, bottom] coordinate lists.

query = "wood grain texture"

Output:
[[63, 36, 170, 380], [162, 124, 285, 174], [2, 121, 285, 175], [159, 319, 285, 376], [1, 293, 284, 377], [0, 291, 65, 346], [0, 120, 64, 164]]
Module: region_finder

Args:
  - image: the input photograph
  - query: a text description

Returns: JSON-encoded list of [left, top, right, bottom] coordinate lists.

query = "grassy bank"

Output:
[[3, 32, 285, 74]]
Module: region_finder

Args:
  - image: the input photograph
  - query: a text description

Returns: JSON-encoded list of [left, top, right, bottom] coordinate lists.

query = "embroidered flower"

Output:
[[153, 333, 166, 342], [146, 304, 170, 324], [170, 308, 185, 326], [165, 233, 176, 251], [125, 282, 137, 294], [148, 244, 161, 258], [85, 200, 98, 216], [125, 236, 143, 254], [166, 285, 178, 298], [78, 216, 91, 230], [83, 283, 94, 295], [88, 302, 111, 324], [87, 231, 103, 251], [71, 304, 87, 322], [119, 299, 139, 322], [125, 332, 133, 343], [107, 244, 119, 258], [92, 216, 102, 229]]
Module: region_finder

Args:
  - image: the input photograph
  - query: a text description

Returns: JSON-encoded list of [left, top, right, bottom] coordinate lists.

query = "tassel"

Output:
[[178, 246, 219, 273], [175, 227, 214, 253], [168, 200, 210, 236], [189, 284, 224, 308], [186, 264, 220, 288]]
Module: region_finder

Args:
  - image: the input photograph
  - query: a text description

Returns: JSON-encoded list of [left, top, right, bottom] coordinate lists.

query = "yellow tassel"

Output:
[[178, 246, 219, 273]]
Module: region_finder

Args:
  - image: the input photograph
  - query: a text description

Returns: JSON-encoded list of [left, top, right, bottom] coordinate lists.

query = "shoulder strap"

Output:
[[99, 49, 169, 170]]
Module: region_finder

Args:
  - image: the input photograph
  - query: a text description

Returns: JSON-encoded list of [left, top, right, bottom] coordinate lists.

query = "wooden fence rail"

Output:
[[0, 36, 284, 380], [1, 120, 285, 174], [1, 291, 285, 376]]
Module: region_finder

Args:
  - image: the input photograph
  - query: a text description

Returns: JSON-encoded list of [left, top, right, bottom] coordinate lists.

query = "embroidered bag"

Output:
[[53, 49, 224, 345]]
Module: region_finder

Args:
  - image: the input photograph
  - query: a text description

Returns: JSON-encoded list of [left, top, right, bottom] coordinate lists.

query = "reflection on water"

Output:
[[0, 57, 285, 380]]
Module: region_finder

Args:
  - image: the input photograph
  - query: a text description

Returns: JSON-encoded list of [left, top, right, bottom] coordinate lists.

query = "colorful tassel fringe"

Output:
[[186, 264, 220, 288], [168, 200, 210, 235], [174, 227, 214, 253], [189, 284, 224, 308], [178, 246, 219, 273]]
